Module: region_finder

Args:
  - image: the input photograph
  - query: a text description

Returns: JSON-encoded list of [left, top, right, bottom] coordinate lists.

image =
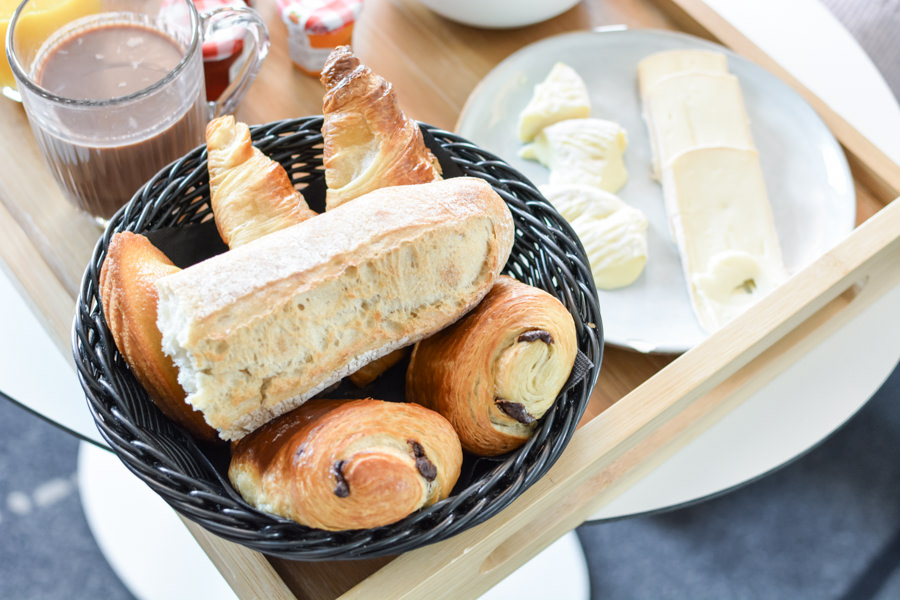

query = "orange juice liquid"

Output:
[[2, 0, 101, 95]]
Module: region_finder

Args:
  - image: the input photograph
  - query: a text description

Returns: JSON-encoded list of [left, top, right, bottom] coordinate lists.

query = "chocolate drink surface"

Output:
[[32, 19, 207, 219]]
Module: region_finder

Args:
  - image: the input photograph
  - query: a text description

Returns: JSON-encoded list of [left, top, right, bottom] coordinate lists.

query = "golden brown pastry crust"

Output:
[[406, 275, 578, 456], [99, 232, 217, 441], [348, 347, 409, 388], [320, 45, 442, 210], [228, 398, 462, 531], [206, 115, 316, 248]]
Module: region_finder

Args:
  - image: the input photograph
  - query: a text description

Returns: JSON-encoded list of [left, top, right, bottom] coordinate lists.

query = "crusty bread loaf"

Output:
[[155, 177, 515, 441]]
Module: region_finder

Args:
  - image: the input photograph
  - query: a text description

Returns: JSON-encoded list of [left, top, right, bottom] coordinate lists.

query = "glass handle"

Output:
[[202, 6, 270, 118]]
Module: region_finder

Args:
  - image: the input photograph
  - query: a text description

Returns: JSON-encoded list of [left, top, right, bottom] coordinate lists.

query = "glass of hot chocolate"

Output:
[[6, 0, 269, 222]]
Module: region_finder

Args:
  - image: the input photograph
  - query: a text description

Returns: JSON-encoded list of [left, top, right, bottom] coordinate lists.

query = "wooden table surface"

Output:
[[0, 0, 682, 433], [1, 0, 896, 598], [0, 0, 888, 422]]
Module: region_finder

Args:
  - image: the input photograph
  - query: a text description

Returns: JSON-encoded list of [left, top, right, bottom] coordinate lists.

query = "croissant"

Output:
[[206, 115, 316, 248], [99, 232, 218, 441], [406, 275, 578, 456], [228, 398, 462, 531], [320, 45, 442, 211]]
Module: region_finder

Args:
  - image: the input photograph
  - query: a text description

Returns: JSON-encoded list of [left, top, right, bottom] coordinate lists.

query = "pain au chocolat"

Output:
[[228, 397, 462, 531], [407, 275, 578, 456]]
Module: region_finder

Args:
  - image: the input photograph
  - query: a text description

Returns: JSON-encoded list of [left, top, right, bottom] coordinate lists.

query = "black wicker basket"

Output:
[[72, 117, 603, 561]]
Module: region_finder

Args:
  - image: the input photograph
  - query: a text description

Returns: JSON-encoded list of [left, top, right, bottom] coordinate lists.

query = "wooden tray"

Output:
[[1, 0, 898, 598]]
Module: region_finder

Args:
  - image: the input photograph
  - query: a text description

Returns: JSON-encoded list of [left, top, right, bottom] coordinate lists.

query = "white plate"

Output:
[[456, 28, 856, 354]]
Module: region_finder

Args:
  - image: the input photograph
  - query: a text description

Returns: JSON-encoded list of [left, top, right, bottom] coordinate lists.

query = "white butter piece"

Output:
[[662, 147, 787, 332], [541, 182, 621, 222], [643, 72, 755, 178], [516, 62, 591, 143], [521, 118, 629, 193], [637, 49, 729, 99], [541, 183, 648, 290]]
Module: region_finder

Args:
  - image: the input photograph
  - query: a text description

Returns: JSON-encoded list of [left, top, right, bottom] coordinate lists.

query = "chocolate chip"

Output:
[[408, 440, 437, 481], [332, 460, 350, 497], [408, 440, 426, 458], [518, 329, 553, 344], [495, 399, 536, 424]]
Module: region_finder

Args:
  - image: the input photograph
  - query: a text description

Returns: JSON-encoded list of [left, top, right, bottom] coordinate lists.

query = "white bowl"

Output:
[[417, 0, 581, 29]]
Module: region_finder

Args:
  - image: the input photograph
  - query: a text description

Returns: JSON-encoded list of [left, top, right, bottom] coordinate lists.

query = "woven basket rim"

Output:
[[72, 117, 604, 560]]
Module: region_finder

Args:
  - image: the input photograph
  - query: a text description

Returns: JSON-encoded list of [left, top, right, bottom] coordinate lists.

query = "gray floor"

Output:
[[823, 0, 900, 100], [577, 362, 900, 599], [0, 399, 133, 599], [2, 1, 899, 599]]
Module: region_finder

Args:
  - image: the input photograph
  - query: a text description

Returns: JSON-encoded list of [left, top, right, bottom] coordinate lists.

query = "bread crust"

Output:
[[206, 115, 316, 248], [156, 177, 514, 441], [228, 398, 462, 530], [406, 275, 577, 456], [320, 45, 442, 210], [99, 232, 218, 441]]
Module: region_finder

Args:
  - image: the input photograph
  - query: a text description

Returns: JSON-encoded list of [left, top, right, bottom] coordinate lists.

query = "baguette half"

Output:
[[155, 177, 515, 440]]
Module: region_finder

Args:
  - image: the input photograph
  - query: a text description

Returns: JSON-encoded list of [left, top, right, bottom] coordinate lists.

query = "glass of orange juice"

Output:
[[2, 0, 101, 101]]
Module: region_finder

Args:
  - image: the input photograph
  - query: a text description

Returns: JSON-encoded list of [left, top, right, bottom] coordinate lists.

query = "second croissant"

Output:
[[320, 45, 442, 210]]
